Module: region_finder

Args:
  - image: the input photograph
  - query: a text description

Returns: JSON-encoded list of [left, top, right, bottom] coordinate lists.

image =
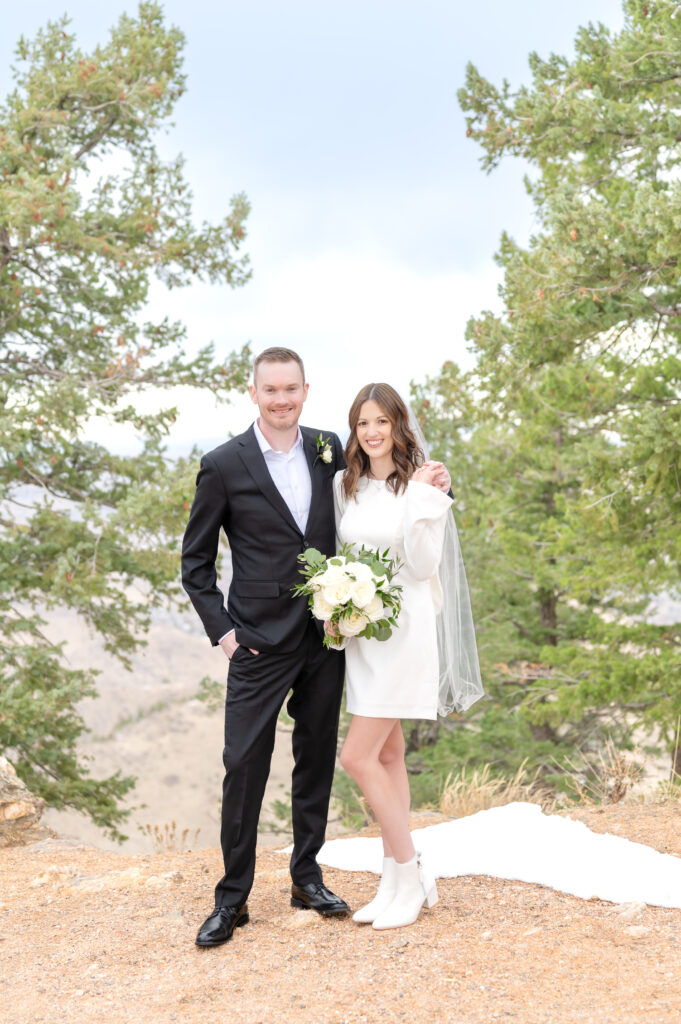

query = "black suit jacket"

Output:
[[181, 424, 345, 654]]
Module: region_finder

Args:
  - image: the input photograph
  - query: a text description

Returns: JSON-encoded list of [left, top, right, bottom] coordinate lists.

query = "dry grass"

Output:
[[139, 821, 201, 853], [438, 759, 555, 818], [645, 776, 681, 804], [561, 741, 646, 806]]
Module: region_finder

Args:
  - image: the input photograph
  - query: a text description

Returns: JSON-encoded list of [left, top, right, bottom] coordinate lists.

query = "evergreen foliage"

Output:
[[411, 0, 681, 798], [0, 3, 251, 838]]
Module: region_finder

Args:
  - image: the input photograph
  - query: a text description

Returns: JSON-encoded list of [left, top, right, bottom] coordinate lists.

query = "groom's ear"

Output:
[[248, 381, 257, 403]]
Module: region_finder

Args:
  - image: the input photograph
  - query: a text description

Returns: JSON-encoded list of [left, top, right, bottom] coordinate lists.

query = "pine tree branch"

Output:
[[73, 115, 119, 162]]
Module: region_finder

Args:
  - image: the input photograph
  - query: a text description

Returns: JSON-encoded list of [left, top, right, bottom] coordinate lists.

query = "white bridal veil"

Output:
[[408, 409, 485, 716]]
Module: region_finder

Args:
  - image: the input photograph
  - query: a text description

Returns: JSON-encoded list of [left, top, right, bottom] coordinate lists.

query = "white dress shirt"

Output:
[[219, 420, 312, 644], [252, 419, 312, 533]]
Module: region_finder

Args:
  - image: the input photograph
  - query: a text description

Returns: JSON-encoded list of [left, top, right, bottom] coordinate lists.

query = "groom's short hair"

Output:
[[253, 347, 306, 384]]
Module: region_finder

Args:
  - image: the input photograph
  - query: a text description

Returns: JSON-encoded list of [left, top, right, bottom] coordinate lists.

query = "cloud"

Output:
[[84, 249, 502, 453], [171, 249, 500, 439]]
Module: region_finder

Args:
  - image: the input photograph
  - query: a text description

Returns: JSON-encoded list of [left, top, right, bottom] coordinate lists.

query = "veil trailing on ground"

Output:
[[408, 408, 485, 716]]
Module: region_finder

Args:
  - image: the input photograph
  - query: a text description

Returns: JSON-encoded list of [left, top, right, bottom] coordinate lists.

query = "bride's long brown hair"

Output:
[[343, 383, 424, 499]]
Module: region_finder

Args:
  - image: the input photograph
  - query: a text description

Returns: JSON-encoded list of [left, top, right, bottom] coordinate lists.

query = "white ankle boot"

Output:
[[352, 857, 397, 923], [371, 853, 438, 930]]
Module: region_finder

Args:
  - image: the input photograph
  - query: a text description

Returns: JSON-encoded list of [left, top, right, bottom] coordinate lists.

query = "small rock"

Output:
[[70, 866, 145, 892], [144, 870, 183, 889], [624, 925, 650, 939], [1, 799, 40, 822], [30, 872, 52, 889], [0, 758, 45, 840], [24, 837, 90, 853], [481, 931, 493, 941], [614, 902, 646, 923], [29, 865, 75, 888], [521, 927, 542, 938]]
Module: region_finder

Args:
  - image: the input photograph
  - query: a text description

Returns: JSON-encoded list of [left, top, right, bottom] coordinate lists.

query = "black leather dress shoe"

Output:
[[290, 882, 350, 916], [195, 904, 249, 947]]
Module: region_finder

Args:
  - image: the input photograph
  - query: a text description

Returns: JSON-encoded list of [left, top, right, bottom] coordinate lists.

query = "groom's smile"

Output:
[[249, 359, 309, 439]]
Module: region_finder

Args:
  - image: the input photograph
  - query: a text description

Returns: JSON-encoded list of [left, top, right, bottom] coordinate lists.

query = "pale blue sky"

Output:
[[1, 1, 625, 448]]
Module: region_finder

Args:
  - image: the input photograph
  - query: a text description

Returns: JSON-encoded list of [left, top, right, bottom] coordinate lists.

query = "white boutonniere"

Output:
[[315, 433, 333, 466]]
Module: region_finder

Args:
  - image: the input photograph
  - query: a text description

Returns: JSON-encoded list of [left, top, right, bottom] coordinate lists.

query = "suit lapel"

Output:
[[302, 428, 322, 533], [237, 426, 302, 536]]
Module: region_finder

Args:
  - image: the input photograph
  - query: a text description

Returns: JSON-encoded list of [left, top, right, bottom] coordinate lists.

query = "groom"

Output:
[[181, 347, 349, 947]]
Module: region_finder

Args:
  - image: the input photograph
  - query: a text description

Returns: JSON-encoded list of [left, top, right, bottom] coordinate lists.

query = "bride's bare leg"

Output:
[[340, 715, 415, 863], [377, 721, 410, 858]]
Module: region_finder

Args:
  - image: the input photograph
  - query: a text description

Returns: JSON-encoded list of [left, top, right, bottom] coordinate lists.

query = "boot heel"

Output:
[[425, 884, 439, 909], [236, 912, 250, 927], [290, 897, 309, 910]]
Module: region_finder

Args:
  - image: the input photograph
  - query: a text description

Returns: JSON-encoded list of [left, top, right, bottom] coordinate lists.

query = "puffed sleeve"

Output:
[[403, 480, 453, 581]]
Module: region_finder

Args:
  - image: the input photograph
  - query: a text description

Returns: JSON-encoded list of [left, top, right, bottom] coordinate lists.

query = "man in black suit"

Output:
[[182, 347, 349, 947]]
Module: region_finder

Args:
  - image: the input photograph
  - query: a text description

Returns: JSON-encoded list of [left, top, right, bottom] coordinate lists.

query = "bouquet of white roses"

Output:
[[293, 543, 402, 648]]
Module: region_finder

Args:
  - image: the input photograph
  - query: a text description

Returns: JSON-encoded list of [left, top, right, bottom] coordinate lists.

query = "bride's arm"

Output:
[[403, 478, 453, 581]]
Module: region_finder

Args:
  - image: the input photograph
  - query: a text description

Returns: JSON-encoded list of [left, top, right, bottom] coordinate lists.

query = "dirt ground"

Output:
[[3, 802, 681, 1024]]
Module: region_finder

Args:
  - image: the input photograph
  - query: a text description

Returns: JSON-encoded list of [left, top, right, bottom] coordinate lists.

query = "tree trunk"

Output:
[[532, 570, 559, 744], [539, 587, 558, 647]]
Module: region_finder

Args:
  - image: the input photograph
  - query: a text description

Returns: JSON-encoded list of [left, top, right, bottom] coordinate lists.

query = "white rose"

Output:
[[345, 561, 374, 582], [321, 447, 332, 463], [318, 560, 347, 586], [323, 578, 354, 605], [351, 579, 377, 608], [312, 590, 335, 620], [338, 609, 370, 637], [364, 593, 385, 622]]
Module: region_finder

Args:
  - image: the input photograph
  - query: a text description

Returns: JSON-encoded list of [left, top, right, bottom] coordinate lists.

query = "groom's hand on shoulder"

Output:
[[424, 461, 451, 494]]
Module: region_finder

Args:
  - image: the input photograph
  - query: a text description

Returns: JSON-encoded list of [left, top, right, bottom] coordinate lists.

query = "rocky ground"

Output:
[[3, 801, 681, 1024]]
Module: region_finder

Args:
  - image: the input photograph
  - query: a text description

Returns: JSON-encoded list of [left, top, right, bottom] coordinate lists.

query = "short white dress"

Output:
[[334, 471, 453, 719]]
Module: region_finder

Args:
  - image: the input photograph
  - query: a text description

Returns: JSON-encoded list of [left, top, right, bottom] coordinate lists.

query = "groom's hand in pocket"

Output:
[[220, 631, 259, 659]]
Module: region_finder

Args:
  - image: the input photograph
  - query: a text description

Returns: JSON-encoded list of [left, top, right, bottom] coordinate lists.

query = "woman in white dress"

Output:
[[331, 382, 474, 930]]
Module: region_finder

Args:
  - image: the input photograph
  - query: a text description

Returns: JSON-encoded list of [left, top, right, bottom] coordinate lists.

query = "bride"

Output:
[[331, 382, 483, 930]]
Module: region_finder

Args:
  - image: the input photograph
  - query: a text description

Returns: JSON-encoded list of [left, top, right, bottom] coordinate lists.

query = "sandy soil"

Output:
[[9, 605, 681, 1021], [3, 803, 681, 1024]]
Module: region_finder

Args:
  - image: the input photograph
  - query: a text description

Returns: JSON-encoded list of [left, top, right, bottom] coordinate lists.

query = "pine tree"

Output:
[[411, 0, 681, 795], [0, 3, 251, 837]]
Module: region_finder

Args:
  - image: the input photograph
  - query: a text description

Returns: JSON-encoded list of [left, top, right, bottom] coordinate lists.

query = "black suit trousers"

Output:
[[215, 621, 345, 908]]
